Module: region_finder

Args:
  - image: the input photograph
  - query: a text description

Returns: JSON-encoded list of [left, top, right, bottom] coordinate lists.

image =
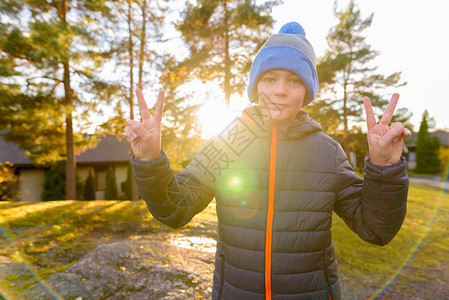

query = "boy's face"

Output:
[[257, 69, 306, 122]]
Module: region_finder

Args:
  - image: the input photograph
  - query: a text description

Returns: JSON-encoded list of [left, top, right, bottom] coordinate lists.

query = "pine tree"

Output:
[[104, 166, 119, 200], [314, 0, 410, 157], [176, 0, 281, 105], [157, 53, 204, 172], [41, 162, 66, 201], [103, 0, 169, 200], [84, 170, 96, 201], [0, 0, 116, 200], [120, 164, 132, 200], [415, 111, 441, 174]]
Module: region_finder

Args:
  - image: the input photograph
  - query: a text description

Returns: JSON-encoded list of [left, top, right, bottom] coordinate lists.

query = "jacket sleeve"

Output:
[[131, 149, 215, 229], [333, 144, 408, 246]]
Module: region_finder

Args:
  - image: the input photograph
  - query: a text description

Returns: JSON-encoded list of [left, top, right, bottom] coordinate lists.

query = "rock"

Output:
[[21, 272, 107, 300], [0, 255, 31, 299], [0, 255, 28, 280], [19, 240, 214, 299]]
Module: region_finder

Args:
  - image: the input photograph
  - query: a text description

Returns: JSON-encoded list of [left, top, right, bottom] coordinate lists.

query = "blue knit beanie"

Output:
[[247, 22, 319, 106]]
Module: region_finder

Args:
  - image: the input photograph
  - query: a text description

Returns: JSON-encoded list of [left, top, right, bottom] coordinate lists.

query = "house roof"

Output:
[[0, 133, 131, 167], [0, 135, 32, 166], [405, 130, 449, 148], [76, 135, 131, 164], [435, 130, 449, 146]]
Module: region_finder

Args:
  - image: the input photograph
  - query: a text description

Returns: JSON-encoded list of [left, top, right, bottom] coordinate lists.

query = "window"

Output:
[[95, 167, 107, 191]]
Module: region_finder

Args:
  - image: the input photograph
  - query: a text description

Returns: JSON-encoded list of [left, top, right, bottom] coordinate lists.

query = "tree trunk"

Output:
[[127, 0, 139, 201], [61, 0, 76, 200], [223, 0, 231, 106], [138, 0, 147, 90], [343, 80, 350, 160], [128, 0, 134, 119]]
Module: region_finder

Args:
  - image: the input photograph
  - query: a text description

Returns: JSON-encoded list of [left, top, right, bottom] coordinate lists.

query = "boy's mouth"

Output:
[[268, 103, 288, 109]]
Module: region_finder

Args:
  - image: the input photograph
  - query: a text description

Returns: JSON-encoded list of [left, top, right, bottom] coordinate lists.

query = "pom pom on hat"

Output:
[[247, 21, 319, 106], [278, 22, 305, 36]]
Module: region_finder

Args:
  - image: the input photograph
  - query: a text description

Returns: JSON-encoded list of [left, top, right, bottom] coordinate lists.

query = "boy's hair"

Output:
[[247, 22, 319, 106]]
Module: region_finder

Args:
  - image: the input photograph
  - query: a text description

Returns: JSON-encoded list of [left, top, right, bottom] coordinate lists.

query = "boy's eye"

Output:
[[262, 77, 275, 83], [290, 78, 303, 85]]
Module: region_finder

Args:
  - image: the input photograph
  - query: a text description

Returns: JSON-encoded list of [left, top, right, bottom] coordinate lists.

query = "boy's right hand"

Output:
[[125, 88, 165, 161]]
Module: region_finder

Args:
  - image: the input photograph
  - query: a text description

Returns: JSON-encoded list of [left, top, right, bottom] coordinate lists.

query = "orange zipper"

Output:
[[264, 123, 331, 299], [265, 124, 277, 300]]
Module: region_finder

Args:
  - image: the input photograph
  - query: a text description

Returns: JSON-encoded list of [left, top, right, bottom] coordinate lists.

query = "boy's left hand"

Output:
[[364, 93, 412, 166]]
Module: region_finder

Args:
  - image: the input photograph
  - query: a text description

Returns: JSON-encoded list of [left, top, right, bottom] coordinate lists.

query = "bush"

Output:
[[438, 147, 449, 172], [120, 164, 132, 200], [104, 166, 118, 200], [41, 161, 65, 201], [118, 194, 129, 200], [0, 161, 20, 201], [83, 170, 96, 200], [76, 172, 84, 200]]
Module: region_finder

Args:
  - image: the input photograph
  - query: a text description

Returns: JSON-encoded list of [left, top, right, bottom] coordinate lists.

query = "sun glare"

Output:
[[175, 79, 253, 139], [197, 98, 238, 139]]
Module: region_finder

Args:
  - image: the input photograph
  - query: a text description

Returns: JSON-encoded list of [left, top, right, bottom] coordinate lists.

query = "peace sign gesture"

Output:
[[125, 88, 165, 161], [364, 93, 412, 166]]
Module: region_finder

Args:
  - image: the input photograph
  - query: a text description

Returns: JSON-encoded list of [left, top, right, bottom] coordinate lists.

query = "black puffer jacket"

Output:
[[131, 107, 408, 300]]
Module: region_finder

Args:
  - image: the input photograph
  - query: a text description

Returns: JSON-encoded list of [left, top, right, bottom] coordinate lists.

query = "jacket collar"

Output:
[[241, 105, 322, 140]]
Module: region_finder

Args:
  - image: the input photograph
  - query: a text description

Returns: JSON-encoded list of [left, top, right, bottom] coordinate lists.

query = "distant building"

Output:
[[0, 134, 131, 202], [404, 130, 449, 170]]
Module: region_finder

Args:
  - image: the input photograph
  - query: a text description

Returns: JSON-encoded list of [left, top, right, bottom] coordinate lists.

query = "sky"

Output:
[[270, 0, 449, 131], [92, 0, 449, 137]]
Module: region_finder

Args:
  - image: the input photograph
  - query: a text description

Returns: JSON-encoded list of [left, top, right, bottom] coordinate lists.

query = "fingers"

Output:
[[127, 119, 148, 139], [382, 122, 405, 144], [153, 90, 165, 124], [379, 93, 399, 125], [363, 96, 377, 129], [135, 88, 165, 124], [135, 88, 152, 121], [125, 126, 139, 142]]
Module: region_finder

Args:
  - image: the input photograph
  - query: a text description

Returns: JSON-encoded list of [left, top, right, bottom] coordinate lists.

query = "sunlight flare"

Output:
[[197, 99, 236, 139]]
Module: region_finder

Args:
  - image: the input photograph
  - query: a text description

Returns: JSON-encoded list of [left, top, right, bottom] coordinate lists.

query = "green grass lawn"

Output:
[[333, 182, 449, 298], [1, 181, 448, 299]]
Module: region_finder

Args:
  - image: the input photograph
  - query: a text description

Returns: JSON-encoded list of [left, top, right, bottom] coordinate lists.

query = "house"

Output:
[[0, 134, 132, 202], [404, 130, 449, 169]]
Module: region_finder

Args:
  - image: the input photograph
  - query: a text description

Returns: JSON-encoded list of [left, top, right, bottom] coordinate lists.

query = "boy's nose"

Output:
[[273, 81, 288, 96]]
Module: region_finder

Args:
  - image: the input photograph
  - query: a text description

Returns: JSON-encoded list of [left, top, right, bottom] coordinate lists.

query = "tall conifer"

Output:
[[415, 111, 441, 174], [0, 0, 115, 199], [176, 0, 281, 105], [312, 0, 409, 157], [104, 166, 119, 200]]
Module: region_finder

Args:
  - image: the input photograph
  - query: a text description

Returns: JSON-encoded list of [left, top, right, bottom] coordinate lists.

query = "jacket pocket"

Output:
[[218, 254, 225, 299]]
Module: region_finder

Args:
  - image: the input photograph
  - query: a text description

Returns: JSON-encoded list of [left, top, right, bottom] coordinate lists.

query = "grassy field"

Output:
[[1, 181, 448, 299]]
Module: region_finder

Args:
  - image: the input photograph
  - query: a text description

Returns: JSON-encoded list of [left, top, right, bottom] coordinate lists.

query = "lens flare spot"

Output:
[[218, 168, 258, 220], [229, 194, 258, 220], [227, 176, 244, 192], [219, 171, 254, 200]]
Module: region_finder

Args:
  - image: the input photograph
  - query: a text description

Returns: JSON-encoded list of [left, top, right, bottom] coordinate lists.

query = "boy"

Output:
[[125, 22, 410, 300]]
